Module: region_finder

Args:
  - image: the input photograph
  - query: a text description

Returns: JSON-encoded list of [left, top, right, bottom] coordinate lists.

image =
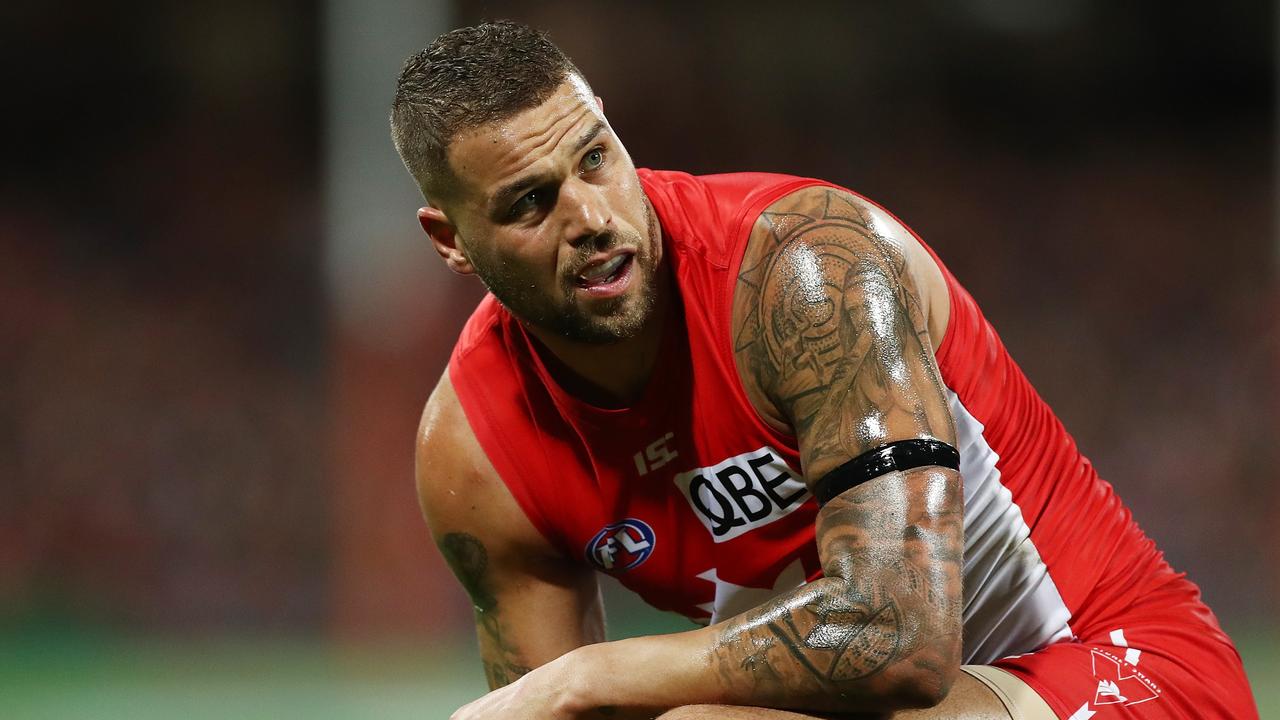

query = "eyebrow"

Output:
[[488, 119, 609, 215]]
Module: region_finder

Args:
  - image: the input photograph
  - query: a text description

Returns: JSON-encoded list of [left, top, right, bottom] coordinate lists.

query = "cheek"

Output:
[[473, 231, 553, 282], [609, 176, 649, 235], [514, 229, 569, 286]]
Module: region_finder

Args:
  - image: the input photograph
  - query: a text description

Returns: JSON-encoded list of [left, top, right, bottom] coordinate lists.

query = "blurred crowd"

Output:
[[0, 0, 1273, 637], [0, 1, 326, 628]]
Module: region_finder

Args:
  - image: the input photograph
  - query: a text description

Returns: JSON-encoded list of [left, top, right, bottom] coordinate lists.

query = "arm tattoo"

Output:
[[734, 188, 953, 478], [710, 474, 962, 708], [715, 188, 963, 710], [439, 532, 532, 688]]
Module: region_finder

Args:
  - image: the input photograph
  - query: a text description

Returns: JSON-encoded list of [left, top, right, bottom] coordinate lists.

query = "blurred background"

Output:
[[0, 0, 1274, 717]]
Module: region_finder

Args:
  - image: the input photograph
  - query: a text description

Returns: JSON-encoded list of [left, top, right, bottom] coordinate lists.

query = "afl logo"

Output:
[[586, 518, 655, 572]]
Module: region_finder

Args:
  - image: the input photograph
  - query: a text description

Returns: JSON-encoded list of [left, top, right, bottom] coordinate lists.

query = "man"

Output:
[[391, 21, 1257, 720]]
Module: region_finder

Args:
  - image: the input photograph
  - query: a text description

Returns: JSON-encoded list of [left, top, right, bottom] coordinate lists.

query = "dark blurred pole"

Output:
[[324, 0, 476, 639]]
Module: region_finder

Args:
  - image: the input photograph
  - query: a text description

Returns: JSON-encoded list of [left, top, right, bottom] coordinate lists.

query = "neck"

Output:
[[526, 267, 672, 408]]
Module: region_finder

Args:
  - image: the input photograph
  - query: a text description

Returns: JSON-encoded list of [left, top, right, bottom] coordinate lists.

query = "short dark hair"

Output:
[[390, 20, 586, 202]]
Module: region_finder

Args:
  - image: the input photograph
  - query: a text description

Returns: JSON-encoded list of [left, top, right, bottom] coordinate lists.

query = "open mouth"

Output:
[[575, 252, 635, 294]]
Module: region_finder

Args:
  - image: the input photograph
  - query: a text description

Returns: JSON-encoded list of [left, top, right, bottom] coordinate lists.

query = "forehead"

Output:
[[446, 76, 602, 200]]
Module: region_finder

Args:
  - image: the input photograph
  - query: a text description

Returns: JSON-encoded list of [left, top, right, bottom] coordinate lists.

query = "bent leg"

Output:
[[656, 666, 1051, 719]]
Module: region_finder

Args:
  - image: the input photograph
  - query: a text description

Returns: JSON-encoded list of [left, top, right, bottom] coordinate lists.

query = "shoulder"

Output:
[[640, 169, 826, 224], [739, 184, 947, 347], [449, 294, 525, 421], [416, 369, 560, 563], [754, 185, 943, 286], [452, 293, 507, 363], [640, 169, 832, 265]]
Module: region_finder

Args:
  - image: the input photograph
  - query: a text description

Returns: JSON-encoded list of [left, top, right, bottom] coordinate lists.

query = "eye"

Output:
[[581, 147, 605, 173], [510, 189, 542, 218]]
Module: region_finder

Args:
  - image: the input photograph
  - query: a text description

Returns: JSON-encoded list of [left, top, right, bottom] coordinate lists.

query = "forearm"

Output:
[[710, 467, 964, 711], [708, 562, 960, 711], [565, 468, 963, 716], [556, 629, 720, 718], [566, 584, 954, 716]]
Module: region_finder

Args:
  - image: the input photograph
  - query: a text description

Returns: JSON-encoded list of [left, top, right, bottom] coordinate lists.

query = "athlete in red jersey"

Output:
[[391, 21, 1257, 720]]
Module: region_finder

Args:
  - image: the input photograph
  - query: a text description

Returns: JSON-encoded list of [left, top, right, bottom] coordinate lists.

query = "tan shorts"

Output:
[[961, 665, 1056, 720]]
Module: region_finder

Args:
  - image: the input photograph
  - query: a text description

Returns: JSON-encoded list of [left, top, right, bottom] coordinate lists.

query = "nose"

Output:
[[560, 177, 611, 248]]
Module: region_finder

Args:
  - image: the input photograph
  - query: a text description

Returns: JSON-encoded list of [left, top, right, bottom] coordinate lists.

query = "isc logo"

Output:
[[672, 447, 809, 542], [633, 432, 678, 476]]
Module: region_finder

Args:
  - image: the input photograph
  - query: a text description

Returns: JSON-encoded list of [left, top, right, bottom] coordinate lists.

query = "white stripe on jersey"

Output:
[[949, 388, 1074, 663]]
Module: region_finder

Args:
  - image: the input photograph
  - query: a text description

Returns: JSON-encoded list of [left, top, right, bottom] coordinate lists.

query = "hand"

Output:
[[451, 676, 563, 720], [450, 651, 585, 720]]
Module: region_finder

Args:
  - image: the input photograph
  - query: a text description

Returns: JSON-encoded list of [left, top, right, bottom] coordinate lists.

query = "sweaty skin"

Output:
[[422, 75, 668, 406], [705, 187, 962, 710], [417, 79, 1004, 719]]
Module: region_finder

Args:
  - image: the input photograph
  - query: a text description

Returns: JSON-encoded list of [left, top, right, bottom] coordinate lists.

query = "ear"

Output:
[[418, 206, 474, 275], [595, 95, 604, 114]]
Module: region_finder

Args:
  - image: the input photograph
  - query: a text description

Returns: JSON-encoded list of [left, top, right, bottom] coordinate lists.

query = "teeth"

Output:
[[580, 254, 627, 282]]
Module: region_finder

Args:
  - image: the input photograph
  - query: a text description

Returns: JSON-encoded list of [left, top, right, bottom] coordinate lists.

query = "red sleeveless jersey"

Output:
[[449, 169, 1194, 664]]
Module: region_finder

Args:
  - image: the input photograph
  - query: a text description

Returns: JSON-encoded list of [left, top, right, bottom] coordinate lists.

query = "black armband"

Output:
[[812, 439, 960, 507]]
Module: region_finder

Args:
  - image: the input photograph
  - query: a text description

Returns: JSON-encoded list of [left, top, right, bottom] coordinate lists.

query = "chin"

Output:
[[560, 313, 647, 344], [560, 292, 656, 344]]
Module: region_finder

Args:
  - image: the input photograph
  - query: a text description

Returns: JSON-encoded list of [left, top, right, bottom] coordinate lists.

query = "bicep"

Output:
[[732, 186, 954, 483], [732, 186, 963, 587], [418, 373, 603, 688]]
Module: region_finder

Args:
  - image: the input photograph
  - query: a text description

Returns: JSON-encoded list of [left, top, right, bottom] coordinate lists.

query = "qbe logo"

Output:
[[585, 518, 656, 572], [672, 447, 809, 542]]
